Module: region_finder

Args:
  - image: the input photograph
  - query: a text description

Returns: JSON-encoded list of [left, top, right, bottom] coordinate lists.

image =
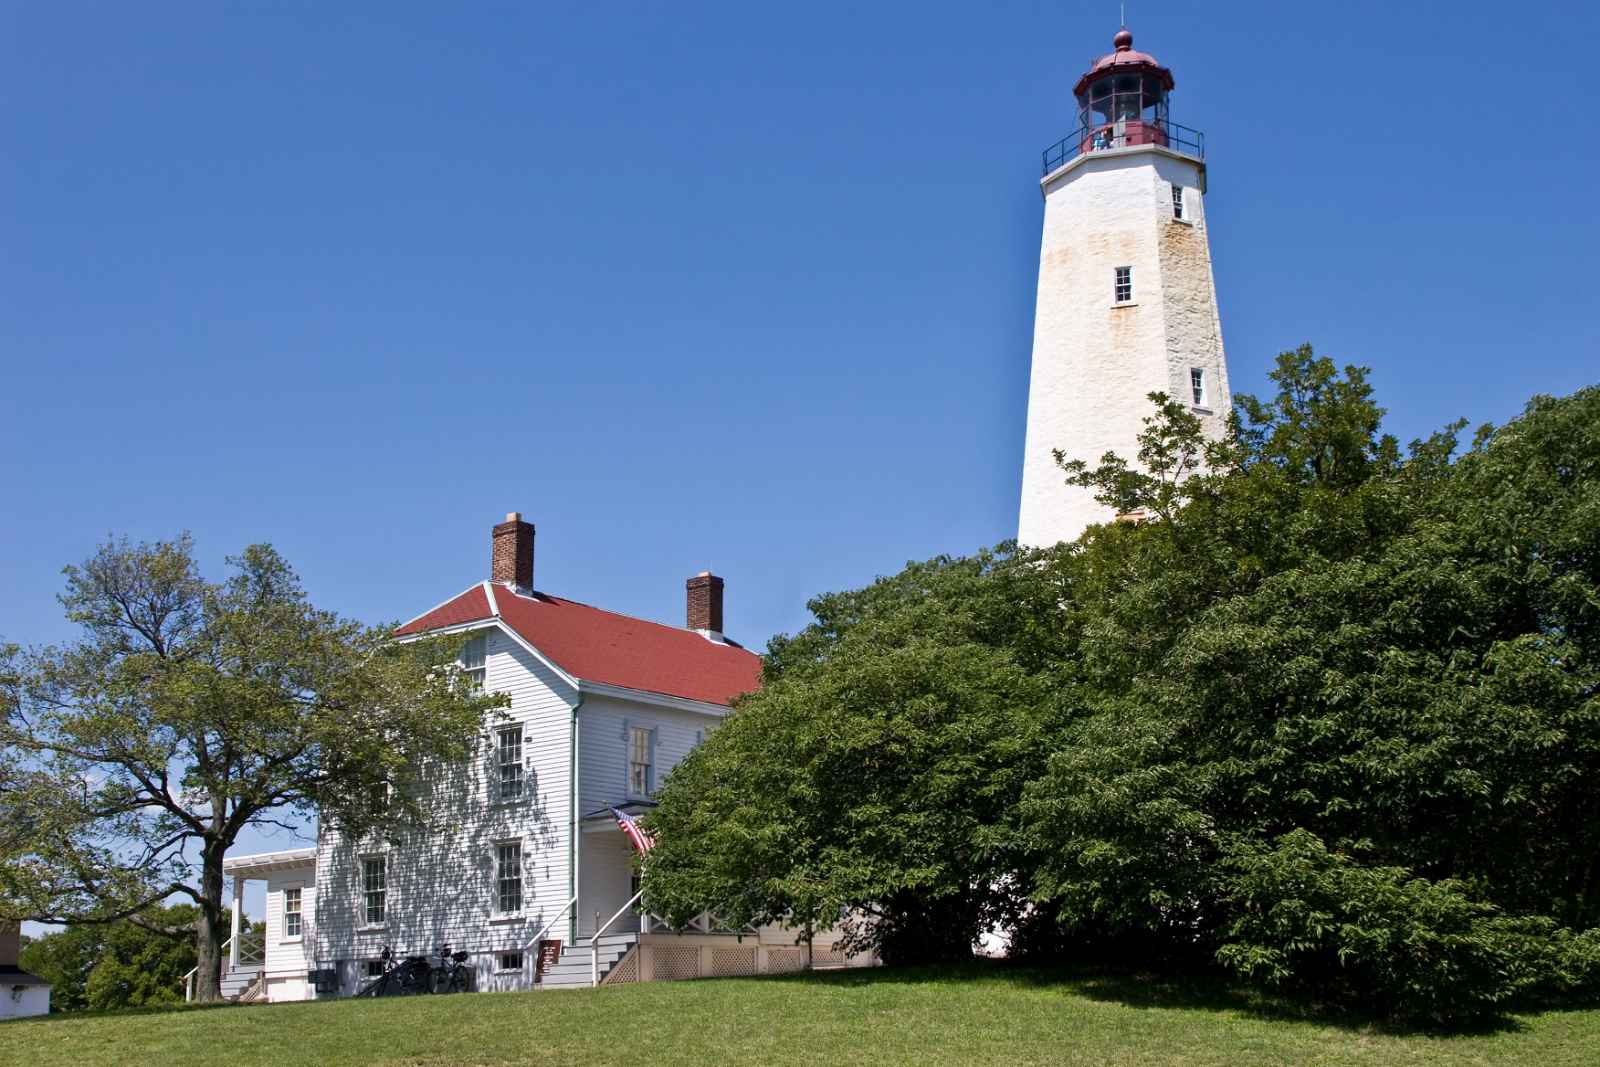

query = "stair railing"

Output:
[[523, 894, 578, 955], [183, 935, 235, 1002], [180, 928, 266, 1002], [524, 894, 579, 984], [589, 890, 643, 987]]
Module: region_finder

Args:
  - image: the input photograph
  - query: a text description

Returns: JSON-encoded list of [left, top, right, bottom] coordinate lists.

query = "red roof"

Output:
[[394, 583, 763, 707], [1074, 27, 1175, 96]]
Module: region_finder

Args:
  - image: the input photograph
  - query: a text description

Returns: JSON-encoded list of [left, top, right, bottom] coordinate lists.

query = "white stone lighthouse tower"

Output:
[[1017, 27, 1231, 547]]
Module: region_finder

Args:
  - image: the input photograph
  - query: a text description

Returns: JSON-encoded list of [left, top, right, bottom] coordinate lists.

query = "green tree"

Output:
[[645, 345, 1600, 1022], [17, 922, 102, 1013], [644, 549, 1069, 963], [1024, 349, 1600, 1020], [2, 537, 506, 1001], [82, 904, 201, 1010]]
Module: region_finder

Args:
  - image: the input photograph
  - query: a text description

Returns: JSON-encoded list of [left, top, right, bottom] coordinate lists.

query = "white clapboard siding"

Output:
[[314, 624, 578, 993], [575, 694, 718, 939], [577, 830, 640, 939], [577, 694, 718, 816], [264, 867, 316, 978]]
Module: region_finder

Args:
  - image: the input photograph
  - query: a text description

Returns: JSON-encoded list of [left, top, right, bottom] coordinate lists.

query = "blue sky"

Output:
[[4, 3, 1599, 893]]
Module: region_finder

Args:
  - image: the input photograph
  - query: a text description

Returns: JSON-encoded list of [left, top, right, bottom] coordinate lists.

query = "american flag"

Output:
[[610, 806, 656, 854]]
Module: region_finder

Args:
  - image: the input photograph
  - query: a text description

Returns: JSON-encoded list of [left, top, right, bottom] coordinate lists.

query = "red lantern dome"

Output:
[[1072, 27, 1176, 155]]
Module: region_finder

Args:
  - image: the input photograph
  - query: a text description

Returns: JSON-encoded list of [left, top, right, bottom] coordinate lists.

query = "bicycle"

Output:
[[354, 945, 433, 997], [430, 945, 471, 994]]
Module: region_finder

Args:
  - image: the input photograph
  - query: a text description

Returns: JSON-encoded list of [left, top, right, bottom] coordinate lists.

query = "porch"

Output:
[[539, 808, 874, 988], [185, 847, 316, 1003]]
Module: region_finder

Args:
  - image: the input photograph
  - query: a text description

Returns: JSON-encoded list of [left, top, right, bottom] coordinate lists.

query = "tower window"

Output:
[[1190, 367, 1208, 408], [1171, 184, 1185, 220], [1114, 266, 1133, 304]]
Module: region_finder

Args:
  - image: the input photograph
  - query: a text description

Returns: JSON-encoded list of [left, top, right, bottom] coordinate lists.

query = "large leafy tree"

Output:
[[1, 538, 505, 1001], [1025, 349, 1600, 1019], [644, 549, 1070, 963], [645, 346, 1600, 1022]]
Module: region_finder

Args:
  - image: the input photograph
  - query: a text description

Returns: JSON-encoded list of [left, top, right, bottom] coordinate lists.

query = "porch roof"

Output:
[[1, 965, 52, 987], [222, 846, 317, 876], [580, 800, 655, 832]]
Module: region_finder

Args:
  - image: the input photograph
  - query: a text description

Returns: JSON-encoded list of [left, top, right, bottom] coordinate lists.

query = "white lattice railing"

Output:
[[234, 926, 265, 967], [181, 927, 266, 1002], [642, 911, 751, 935]]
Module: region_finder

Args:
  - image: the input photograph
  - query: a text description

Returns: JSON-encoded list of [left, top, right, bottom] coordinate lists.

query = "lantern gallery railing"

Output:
[[1041, 119, 1205, 176]]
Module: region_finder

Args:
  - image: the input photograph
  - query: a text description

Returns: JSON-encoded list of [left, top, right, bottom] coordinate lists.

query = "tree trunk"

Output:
[[192, 843, 227, 1002]]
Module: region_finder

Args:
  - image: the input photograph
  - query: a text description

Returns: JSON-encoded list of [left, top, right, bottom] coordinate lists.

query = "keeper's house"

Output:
[[220, 514, 873, 1003]]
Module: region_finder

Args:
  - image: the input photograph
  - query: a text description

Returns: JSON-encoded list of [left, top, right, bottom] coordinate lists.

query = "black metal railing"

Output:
[[1041, 120, 1205, 176]]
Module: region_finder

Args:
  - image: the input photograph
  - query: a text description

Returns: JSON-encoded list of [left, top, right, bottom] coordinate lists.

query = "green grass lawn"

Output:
[[4, 964, 1598, 1067]]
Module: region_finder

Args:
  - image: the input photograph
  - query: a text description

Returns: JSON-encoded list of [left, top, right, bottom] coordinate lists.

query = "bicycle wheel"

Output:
[[448, 968, 469, 994]]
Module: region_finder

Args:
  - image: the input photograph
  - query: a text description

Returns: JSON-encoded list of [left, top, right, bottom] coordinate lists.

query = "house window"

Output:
[[365, 959, 386, 979], [1190, 367, 1208, 408], [497, 725, 524, 801], [361, 856, 386, 925], [498, 951, 524, 972], [1171, 184, 1185, 220], [628, 726, 653, 798], [462, 634, 487, 689], [1114, 266, 1133, 304], [496, 841, 523, 914], [283, 886, 302, 939]]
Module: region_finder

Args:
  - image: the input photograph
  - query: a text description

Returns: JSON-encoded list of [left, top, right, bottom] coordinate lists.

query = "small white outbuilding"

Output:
[[1, 921, 51, 1019]]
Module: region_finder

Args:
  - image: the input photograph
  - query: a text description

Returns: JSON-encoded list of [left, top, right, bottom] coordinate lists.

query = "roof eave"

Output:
[[576, 678, 738, 717]]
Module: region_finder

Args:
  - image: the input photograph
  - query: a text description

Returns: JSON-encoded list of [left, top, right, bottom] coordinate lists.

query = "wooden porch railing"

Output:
[[181, 927, 265, 1002]]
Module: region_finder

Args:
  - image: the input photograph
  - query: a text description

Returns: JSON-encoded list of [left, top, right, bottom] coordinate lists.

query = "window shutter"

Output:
[[622, 717, 632, 796], [648, 727, 658, 794]]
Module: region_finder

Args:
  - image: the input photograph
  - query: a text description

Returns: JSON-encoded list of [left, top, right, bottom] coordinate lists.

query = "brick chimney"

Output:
[[492, 512, 535, 592], [686, 571, 724, 634]]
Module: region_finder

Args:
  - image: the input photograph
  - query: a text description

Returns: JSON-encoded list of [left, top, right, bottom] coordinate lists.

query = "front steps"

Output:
[[220, 965, 261, 1001], [539, 933, 636, 989]]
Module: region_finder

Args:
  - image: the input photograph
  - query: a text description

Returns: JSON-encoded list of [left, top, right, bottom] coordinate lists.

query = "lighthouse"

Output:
[[1017, 26, 1231, 547]]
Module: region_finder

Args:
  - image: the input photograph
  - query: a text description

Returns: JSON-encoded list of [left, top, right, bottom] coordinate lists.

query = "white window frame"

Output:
[[365, 958, 387, 979], [625, 722, 656, 799], [495, 840, 523, 915], [497, 951, 524, 973], [497, 724, 524, 802], [1114, 265, 1133, 305], [1190, 367, 1209, 409], [282, 885, 303, 941], [1171, 183, 1186, 221], [360, 856, 386, 927], [462, 634, 487, 690]]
